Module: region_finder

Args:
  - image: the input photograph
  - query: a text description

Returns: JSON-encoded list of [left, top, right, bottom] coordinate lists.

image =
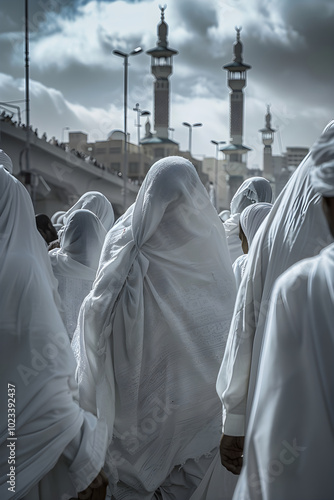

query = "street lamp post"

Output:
[[182, 122, 202, 156], [113, 47, 143, 213], [133, 103, 150, 145], [211, 140, 226, 210]]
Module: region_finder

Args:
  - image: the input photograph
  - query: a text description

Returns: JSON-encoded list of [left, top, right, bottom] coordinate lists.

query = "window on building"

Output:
[[109, 147, 122, 154], [96, 147, 107, 154]]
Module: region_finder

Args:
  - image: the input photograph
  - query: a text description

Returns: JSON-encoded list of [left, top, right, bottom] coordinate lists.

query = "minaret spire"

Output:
[[259, 104, 276, 178], [146, 6, 178, 139]]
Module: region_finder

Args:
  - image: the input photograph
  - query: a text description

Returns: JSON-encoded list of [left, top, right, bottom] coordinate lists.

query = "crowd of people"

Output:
[[0, 120, 333, 500]]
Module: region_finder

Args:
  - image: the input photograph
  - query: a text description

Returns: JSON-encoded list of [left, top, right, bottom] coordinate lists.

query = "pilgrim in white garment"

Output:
[[233, 203, 272, 289], [233, 125, 334, 500], [216, 120, 334, 476], [49, 209, 107, 341], [223, 177, 272, 264], [72, 156, 237, 499], [0, 165, 108, 500], [61, 191, 115, 231]]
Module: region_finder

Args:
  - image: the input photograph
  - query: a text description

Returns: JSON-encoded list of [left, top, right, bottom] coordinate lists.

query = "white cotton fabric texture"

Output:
[[309, 125, 334, 196], [0, 167, 107, 500], [50, 209, 106, 340], [62, 191, 115, 231], [72, 156, 237, 497], [229, 177, 272, 216], [224, 178, 272, 264], [216, 120, 334, 437], [219, 209, 231, 222], [232, 203, 272, 288], [51, 210, 66, 224], [232, 253, 248, 290], [234, 243, 334, 500], [239, 202, 273, 247], [0, 149, 13, 173]]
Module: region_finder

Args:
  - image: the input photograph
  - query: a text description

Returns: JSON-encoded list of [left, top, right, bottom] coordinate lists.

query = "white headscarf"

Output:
[[63, 191, 115, 231], [72, 156, 236, 494], [50, 209, 107, 340], [0, 167, 106, 498], [223, 177, 272, 265], [219, 209, 231, 222], [230, 177, 272, 215], [51, 210, 66, 225], [217, 121, 334, 436], [0, 149, 13, 173], [240, 202, 272, 247], [310, 126, 334, 196]]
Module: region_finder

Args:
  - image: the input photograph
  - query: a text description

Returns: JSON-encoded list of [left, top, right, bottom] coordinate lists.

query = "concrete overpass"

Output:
[[0, 119, 139, 218]]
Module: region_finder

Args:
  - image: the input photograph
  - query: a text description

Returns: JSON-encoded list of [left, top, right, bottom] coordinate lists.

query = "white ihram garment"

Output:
[[62, 190, 115, 231], [234, 243, 334, 500], [232, 203, 272, 289], [50, 209, 106, 340], [0, 167, 107, 500], [217, 121, 334, 437], [224, 177, 272, 264], [72, 156, 237, 498]]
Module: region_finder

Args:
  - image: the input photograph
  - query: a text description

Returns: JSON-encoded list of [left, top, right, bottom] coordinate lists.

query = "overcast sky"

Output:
[[0, 0, 333, 168]]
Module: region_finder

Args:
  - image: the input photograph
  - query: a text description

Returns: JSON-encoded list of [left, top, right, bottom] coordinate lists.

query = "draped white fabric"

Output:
[[224, 178, 272, 263], [310, 126, 334, 196], [232, 253, 248, 290], [62, 191, 115, 231], [50, 209, 106, 340], [51, 210, 66, 224], [0, 167, 107, 499], [229, 177, 272, 216], [239, 202, 272, 247], [216, 121, 334, 437], [72, 156, 237, 496], [232, 203, 272, 289], [0, 149, 13, 173], [234, 243, 334, 500]]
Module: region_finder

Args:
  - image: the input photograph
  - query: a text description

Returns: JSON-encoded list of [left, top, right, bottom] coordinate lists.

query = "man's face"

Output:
[[322, 197, 334, 238]]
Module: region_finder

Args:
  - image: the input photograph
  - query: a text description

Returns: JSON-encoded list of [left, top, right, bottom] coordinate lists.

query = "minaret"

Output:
[[259, 105, 275, 178], [223, 27, 251, 163], [146, 5, 178, 139]]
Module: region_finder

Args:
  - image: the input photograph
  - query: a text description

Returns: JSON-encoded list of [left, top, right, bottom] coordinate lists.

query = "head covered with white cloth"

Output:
[[240, 202, 273, 248], [0, 167, 107, 498], [232, 203, 272, 289], [62, 191, 115, 231], [217, 121, 334, 439], [0, 149, 13, 173], [224, 177, 272, 264], [50, 209, 107, 339], [72, 156, 237, 494]]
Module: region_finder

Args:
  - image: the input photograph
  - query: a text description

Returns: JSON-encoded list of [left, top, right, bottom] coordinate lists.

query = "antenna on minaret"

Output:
[[235, 26, 242, 41]]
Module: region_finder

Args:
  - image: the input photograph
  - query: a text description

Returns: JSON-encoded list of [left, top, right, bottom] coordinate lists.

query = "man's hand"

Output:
[[76, 469, 108, 500], [220, 434, 245, 475]]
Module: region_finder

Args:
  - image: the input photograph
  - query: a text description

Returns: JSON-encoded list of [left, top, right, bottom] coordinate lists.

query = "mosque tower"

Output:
[[223, 28, 251, 162], [259, 105, 276, 179], [146, 5, 178, 139], [221, 27, 251, 201]]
